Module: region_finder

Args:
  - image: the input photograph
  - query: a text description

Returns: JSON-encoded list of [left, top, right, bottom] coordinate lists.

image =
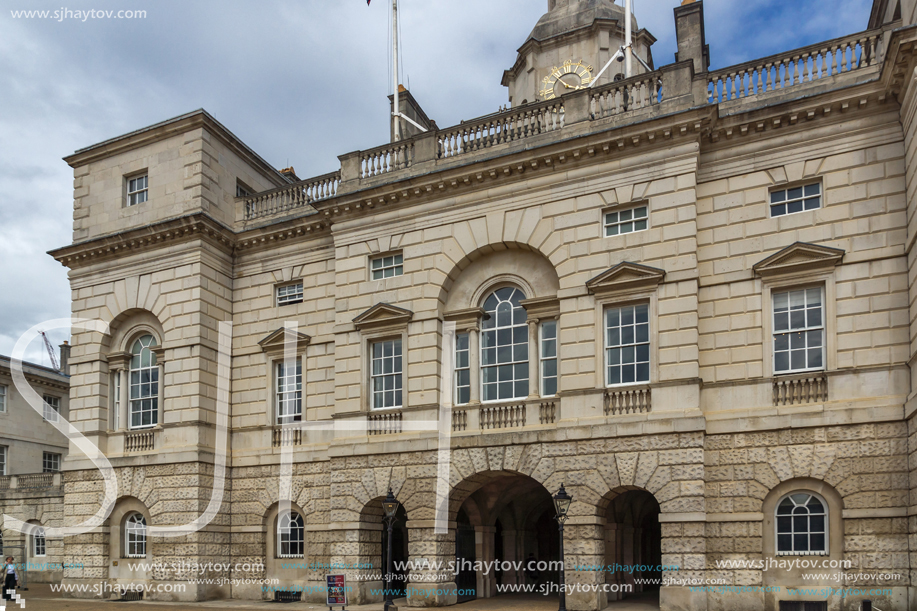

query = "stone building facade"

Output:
[[6, 0, 917, 609]]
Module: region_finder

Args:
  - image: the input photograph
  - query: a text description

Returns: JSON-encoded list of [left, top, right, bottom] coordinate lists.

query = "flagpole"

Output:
[[392, 0, 401, 141], [624, 0, 633, 78]]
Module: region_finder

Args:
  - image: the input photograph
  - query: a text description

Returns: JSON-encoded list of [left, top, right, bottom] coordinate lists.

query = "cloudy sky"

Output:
[[0, 0, 872, 366]]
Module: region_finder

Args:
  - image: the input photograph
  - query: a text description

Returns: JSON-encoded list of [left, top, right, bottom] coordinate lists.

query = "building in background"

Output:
[[0, 347, 70, 583], [3, 0, 917, 609]]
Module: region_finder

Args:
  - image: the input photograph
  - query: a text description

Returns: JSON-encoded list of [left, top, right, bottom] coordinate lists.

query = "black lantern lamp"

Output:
[[382, 488, 401, 611], [553, 484, 573, 611]]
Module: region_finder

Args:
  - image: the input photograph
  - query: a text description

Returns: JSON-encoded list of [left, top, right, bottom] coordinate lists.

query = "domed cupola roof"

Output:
[[528, 0, 637, 42]]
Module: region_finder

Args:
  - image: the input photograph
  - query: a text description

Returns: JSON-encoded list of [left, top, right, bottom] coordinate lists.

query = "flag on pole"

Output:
[[366, 0, 371, 4]]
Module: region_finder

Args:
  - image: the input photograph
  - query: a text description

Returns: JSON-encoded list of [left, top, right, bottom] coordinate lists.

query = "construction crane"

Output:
[[38, 331, 61, 372]]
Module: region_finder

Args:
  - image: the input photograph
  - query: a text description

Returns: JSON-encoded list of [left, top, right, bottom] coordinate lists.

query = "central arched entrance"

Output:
[[451, 471, 560, 604]]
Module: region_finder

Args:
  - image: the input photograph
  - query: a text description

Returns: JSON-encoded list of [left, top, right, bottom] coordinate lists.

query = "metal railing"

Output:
[[707, 28, 883, 104]]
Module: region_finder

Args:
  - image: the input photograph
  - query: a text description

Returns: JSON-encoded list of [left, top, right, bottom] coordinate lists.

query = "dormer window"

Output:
[[127, 175, 149, 207]]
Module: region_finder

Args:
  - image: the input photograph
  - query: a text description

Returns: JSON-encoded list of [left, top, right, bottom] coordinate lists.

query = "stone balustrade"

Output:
[[0, 472, 61, 490], [604, 386, 652, 415], [707, 28, 883, 104], [125, 430, 155, 452], [361, 141, 414, 178], [773, 373, 829, 406], [437, 99, 565, 160], [368, 410, 403, 435], [242, 171, 340, 221], [272, 425, 304, 448], [590, 72, 663, 120]]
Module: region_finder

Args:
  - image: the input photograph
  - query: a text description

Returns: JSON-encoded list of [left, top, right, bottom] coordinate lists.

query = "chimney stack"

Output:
[[59, 341, 71, 376], [674, 0, 709, 74]]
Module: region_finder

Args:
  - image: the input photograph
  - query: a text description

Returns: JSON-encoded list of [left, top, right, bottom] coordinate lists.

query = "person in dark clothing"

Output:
[[523, 552, 541, 585], [3, 556, 19, 601]]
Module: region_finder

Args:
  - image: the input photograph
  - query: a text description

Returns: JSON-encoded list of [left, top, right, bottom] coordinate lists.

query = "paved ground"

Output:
[[6, 585, 660, 610]]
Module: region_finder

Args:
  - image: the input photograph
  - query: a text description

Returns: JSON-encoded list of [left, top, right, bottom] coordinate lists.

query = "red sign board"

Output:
[[326, 574, 347, 606]]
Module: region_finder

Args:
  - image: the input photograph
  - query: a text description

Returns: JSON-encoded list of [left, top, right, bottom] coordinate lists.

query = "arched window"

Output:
[[481, 287, 528, 402], [277, 511, 305, 559], [129, 335, 159, 429], [125, 513, 147, 558], [32, 527, 46, 558], [776, 492, 827, 555]]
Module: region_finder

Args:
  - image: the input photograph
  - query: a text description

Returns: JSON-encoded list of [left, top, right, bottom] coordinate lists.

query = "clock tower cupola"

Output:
[[502, 0, 656, 106]]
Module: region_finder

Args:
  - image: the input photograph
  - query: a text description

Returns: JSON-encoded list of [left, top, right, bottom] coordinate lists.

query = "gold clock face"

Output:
[[539, 60, 593, 100]]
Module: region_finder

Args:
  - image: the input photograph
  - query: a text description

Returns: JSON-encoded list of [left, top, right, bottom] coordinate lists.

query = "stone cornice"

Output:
[[63, 109, 289, 188], [49, 213, 235, 270]]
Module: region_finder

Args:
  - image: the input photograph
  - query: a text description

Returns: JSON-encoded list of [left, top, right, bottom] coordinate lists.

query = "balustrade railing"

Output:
[[368, 411, 403, 435], [125, 430, 155, 452], [605, 387, 652, 415], [438, 101, 564, 159], [0, 476, 10, 491], [272, 426, 304, 448], [708, 29, 883, 104], [539, 401, 557, 425], [480, 403, 526, 430], [243, 171, 340, 221], [452, 410, 468, 433], [773, 374, 828, 407], [361, 141, 414, 178], [17, 473, 56, 489], [590, 73, 663, 120]]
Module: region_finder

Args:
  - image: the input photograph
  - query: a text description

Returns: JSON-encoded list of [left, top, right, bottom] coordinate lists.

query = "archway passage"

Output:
[[380, 505, 409, 598], [603, 489, 662, 608], [452, 471, 560, 604]]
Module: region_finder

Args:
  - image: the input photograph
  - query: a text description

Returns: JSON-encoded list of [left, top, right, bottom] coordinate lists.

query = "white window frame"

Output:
[[455, 332, 471, 406], [126, 174, 149, 207], [32, 527, 46, 558], [277, 511, 305, 559], [42, 452, 61, 473], [125, 513, 147, 558], [604, 204, 648, 237], [276, 282, 304, 307], [275, 358, 303, 424], [42, 395, 60, 423], [111, 371, 121, 430], [0, 446, 7, 476], [772, 287, 825, 375], [236, 181, 252, 198], [775, 492, 828, 556], [770, 182, 822, 218], [129, 335, 159, 430], [370, 253, 404, 280], [0, 384, 6, 413], [540, 320, 558, 398], [481, 287, 530, 403], [604, 303, 651, 387], [371, 339, 403, 410]]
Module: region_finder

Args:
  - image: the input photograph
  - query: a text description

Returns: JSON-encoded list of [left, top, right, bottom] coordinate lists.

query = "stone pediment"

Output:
[[259, 328, 312, 355], [353, 303, 414, 331], [586, 262, 665, 296], [753, 242, 845, 278]]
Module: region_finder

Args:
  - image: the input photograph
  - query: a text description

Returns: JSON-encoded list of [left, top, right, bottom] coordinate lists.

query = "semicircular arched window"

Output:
[[776, 492, 827, 555], [125, 513, 147, 558], [129, 335, 159, 430], [481, 287, 529, 402], [277, 511, 305, 559]]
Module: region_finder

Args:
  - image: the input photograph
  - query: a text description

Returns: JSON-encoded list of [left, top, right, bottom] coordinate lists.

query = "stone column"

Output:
[[468, 328, 481, 405], [475, 525, 496, 598], [527, 319, 539, 399], [565, 518, 607, 611], [406, 521, 458, 607], [502, 529, 518, 585]]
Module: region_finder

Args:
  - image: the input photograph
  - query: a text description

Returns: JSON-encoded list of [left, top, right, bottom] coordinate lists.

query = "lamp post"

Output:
[[553, 484, 573, 611], [382, 488, 401, 611]]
